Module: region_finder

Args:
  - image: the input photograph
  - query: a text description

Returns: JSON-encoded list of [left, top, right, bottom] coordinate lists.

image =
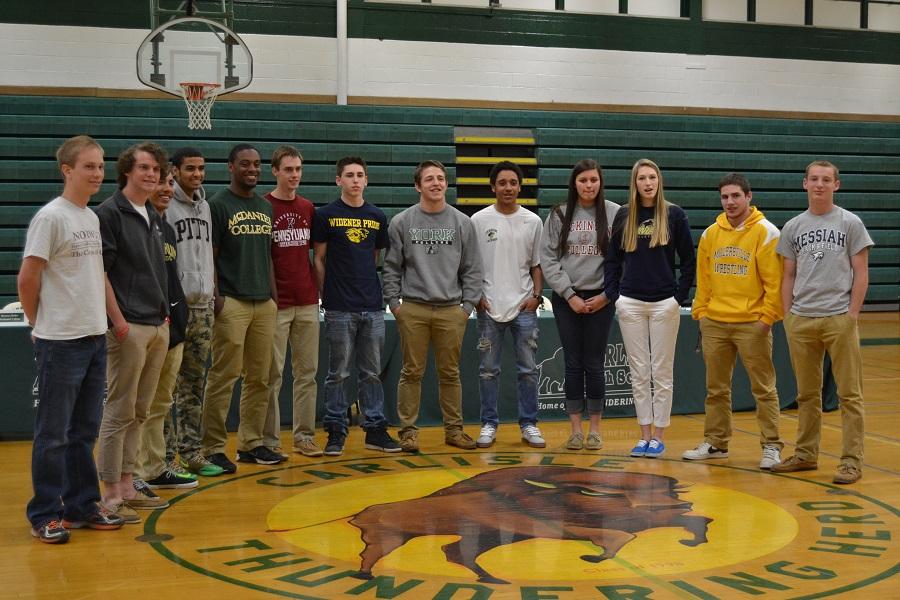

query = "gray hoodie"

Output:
[[540, 200, 619, 299], [383, 203, 483, 314], [165, 181, 215, 308]]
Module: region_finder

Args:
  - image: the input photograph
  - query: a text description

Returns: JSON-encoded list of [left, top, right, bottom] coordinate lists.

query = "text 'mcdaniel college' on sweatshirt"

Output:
[[691, 206, 784, 326]]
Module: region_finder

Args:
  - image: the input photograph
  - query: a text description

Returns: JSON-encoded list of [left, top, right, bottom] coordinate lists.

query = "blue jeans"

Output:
[[477, 310, 539, 428], [551, 292, 614, 415], [27, 335, 107, 527], [322, 311, 388, 434]]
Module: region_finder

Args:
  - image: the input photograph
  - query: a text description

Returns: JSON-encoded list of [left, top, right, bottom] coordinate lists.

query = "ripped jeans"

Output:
[[476, 310, 539, 428]]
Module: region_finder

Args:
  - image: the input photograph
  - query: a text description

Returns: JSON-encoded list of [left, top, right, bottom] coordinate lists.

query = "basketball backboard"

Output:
[[136, 16, 253, 97]]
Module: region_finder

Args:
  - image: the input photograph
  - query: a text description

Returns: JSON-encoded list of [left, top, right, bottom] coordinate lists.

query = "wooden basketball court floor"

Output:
[[1, 313, 897, 599]]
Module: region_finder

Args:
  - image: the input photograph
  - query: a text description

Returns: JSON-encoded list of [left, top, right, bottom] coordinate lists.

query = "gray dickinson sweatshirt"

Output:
[[166, 181, 215, 309], [540, 200, 619, 300], [382, 203, 483, 314]]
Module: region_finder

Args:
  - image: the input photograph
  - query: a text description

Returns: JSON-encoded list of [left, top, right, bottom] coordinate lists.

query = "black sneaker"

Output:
[[145, 468, 200, 489], [364, 427, 402, 453], [31, 520, 70, 544], [236, 445, 287, 465], [324, 430, 347, 456], [126, 479, 169, 509], [206, 452, 237, 474]]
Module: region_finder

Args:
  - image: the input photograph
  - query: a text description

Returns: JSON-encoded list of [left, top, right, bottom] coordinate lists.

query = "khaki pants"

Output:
[[699, 318, 781, 450], [202, 297, 277, 455], [136, 343, 184, 480], [395, 301, 469, 434], [264, 304, 320, 447], [784, 312, 865, 468], [97, 323, 169, 482]]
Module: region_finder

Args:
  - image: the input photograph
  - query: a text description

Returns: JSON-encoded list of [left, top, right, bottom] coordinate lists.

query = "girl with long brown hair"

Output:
[[540, 159, 620, 450]]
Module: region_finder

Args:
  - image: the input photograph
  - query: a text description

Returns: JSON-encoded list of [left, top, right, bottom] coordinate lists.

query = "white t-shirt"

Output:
[[471, 205, 543, 322], [129, 200, 150, 225], [23, 197, 107, 339]]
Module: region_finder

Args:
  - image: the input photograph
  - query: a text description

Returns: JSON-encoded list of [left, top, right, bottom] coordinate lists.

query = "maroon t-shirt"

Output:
[[266, 192, 318, 308]]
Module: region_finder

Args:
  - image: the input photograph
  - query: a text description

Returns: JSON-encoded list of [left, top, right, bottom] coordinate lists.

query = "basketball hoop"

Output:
[[179, 82, 220, 130]]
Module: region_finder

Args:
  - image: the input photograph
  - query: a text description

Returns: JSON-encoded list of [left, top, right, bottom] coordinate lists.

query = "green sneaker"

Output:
[[168, 460, 198, 480], [181, 454, 225, 477]]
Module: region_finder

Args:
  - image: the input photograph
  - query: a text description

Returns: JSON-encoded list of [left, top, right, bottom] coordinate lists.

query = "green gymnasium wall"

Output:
[[0, 95, 897, 307]]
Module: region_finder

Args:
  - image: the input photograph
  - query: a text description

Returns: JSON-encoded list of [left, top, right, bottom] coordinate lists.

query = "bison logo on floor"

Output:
[[350, 466, 711, 584]]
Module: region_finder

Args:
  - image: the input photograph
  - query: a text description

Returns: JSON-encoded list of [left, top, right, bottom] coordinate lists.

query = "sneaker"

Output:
[[293, 437, 324, 457], [477, 424, 497, 448], [833, 463, 862, 484], [565, 432, 584, 450], [521, 424, 546, 448], [31, 520, 70, 544], [365, 427, 402, 453], [759, 445, 782, 470], [645, 439, 666, 458], [682, 441, 729, 461], [445, 429, 477, 450], [399, 429, 419, 453], [270, 446, 290, 459], [771, 455, 818, 473], [237, 445, 288, 465], [145, 468, 200, 489], [630, 439, 649, 457], [168, 460, 198, 480], [126, 479, 169, 510], [205, 452, 237, 474], [584, 431, 603, 450], [324, 430, 347, 457], [108, 502, 142, 525], [63, 503, 125, 530], [182, 453, 225, 477]]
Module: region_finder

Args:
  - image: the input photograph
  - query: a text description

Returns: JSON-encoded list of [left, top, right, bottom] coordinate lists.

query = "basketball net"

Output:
[[179, 82, 220, 130]]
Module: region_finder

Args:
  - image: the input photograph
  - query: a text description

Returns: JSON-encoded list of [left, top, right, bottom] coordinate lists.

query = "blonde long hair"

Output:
[[621, 158, 670, 252]]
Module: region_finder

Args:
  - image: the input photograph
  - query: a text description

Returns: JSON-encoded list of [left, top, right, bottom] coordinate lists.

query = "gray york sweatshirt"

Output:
[[382, 204, 483, 313]]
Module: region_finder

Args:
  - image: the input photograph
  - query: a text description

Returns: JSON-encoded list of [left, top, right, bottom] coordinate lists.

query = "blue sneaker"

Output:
[[630, 439, 649, 457], [645, 439, 666, 458]]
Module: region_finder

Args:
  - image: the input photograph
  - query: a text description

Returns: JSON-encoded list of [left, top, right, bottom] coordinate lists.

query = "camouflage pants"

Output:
[[165, 306, 214, 462]]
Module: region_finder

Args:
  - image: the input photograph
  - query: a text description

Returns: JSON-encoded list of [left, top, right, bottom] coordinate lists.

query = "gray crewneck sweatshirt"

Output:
[[382, 203, 483, 313], [540, 200, 619, 299], [165, 181, 215, 308]]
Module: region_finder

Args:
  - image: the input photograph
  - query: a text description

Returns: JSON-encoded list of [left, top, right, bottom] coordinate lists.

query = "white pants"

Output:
[[616, 295, 681, 428]]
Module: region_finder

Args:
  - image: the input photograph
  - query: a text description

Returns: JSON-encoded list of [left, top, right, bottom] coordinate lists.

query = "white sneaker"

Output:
[[760, 445, 782, 470], [682, 441, 729, 461], [476, 424, 497, 448], [520, 424, 546, 448]]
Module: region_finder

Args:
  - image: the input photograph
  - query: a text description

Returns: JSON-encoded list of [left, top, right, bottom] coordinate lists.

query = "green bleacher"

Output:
[[0, 94, 896, 306]]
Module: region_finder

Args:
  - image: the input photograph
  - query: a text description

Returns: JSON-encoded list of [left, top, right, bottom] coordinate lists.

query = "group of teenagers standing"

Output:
[[21, 135, 872, 547], [540, 157, 871, 487]]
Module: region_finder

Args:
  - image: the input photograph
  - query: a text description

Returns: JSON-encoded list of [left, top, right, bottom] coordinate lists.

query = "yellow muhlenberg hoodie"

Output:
[[691, 206, 784, 325]]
